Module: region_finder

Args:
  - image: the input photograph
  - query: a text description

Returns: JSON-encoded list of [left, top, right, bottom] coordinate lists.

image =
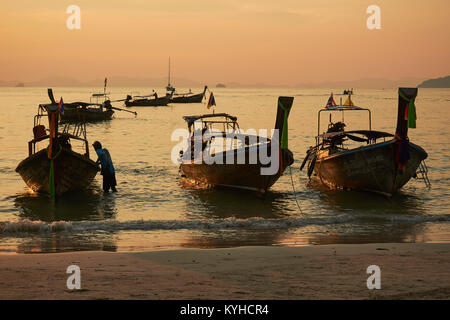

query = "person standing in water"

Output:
[[92, 141, 117, 192]]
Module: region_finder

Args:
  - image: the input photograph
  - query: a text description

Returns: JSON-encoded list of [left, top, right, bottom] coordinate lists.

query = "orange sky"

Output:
[[1, 0, 449, 85]]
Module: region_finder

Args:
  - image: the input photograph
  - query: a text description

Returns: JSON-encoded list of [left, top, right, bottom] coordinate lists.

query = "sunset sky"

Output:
[[1, 0, 449, 86]]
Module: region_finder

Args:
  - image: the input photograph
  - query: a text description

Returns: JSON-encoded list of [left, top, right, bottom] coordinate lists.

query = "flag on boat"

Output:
[[207, 92, 216, 109], [58, 98, 64, 121], [325, 93, 337, 108], [344, 95, 354, 106], [104, 77, 107, 88]]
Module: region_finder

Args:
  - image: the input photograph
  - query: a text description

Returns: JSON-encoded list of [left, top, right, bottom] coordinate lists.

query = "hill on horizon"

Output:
[[418, 76, 450, 88]]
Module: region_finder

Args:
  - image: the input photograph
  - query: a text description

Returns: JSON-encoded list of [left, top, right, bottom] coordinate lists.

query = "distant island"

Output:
[[216, 83, 226, 88], [418, 76, 450, 88], [15, 82, 25, 87]]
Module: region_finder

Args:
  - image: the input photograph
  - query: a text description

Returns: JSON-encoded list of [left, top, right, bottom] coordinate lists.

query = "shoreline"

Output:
[[0, 243, 449, 299]]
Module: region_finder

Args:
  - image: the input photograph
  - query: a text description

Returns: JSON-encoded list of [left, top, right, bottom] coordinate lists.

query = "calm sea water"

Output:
[[0, 87, 449, 253]]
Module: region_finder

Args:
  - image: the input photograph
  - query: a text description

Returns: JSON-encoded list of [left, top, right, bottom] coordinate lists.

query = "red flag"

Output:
[[207, 92, 216, 109], [325, 93, 337, 108]]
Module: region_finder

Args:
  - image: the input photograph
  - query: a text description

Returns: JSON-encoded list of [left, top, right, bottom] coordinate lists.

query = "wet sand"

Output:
[[0, 243, 449, 300]]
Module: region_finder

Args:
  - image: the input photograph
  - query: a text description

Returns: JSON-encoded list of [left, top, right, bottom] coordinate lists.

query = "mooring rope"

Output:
[[289, 165, 304, 214]]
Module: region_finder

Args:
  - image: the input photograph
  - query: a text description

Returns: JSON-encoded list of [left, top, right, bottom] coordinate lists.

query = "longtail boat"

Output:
[[124, 90, 173, 107], [165, 57, 207, 103], [16, 91, 99, 197], [61, 101, 114, 122], [300, 88, 428, 196], [178, 97, 295, 194], [169, 86, 208, 104], [59, 79, 136, 119]]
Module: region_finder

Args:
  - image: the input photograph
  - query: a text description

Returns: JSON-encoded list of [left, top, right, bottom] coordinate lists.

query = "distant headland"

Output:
[[418, 76, 450, 88]]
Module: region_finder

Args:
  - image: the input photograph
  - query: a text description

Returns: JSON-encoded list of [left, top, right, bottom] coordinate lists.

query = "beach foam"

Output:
[[1, 213, 449, 235]]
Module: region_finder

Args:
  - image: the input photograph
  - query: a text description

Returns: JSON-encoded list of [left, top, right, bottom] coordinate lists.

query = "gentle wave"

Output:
[[0, 220, 73, 233], [1, 214, 450, 235]]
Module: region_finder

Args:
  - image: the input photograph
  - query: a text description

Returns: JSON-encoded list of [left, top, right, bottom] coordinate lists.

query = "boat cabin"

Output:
[[29, 104, 91, 158], [181, 113, 271, 161]]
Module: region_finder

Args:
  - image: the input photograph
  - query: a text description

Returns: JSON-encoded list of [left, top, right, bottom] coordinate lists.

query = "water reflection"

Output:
[[302, 222, 429, 246], [307, 178, 426, 215], [14, 234, 118, 254], [8, 186, 119, 253], [179, 188, 293, 248], [183, 188, 292, 219], [14, 186, 118, 222]]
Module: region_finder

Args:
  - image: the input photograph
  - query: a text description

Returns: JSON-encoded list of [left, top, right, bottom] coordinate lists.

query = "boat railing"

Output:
[[29, 105, 90, 157], [61, 122, 89, 157], [317, 106, 372, 136], [90, 93, 109, 104], [316, 106, 372, 148]]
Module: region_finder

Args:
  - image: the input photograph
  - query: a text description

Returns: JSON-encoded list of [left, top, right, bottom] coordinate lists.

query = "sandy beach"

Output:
[[0, 243, 449, 300]]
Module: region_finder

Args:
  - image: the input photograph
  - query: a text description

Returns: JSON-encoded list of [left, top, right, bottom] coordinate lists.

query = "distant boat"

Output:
[[56, 79, 136, 122], [16, 92, 99, 196], [216, 83, 226, 88], [62, 101, 115, 121], [124, 90, 173, 107], [300, 88, 428, 196], [343, 88, 354, 95], [178, 97, 295, 194], [165, 57, 208, 103], [169, 86, 208, 104], [48, 81, 116, 122]]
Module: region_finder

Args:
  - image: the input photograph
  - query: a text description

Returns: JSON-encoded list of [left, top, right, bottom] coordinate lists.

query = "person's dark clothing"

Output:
[[95, 148, 117, 192]]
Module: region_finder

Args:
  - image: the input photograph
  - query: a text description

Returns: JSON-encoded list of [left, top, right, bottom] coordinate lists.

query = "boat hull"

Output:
[[125, 97, 170, 107], [16, 148, 99, 196], [312, 140, 427, 196], [180, 147, 294, 193], [170, 92, 205, 104], [61, 108, 114, 122]]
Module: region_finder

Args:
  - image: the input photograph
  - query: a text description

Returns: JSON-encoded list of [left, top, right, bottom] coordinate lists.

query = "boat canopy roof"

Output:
[[319, 130, 394, 140], [183, 113, 238, 126]]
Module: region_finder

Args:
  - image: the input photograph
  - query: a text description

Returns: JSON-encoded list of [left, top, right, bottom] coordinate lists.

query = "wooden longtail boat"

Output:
[[301, 88, 428, 196], [61, 102, 114, 122], [55, 81, 117, 122], [169, 86, 208, 104], [164, 58, 207, 103], [179, 97, 295, 194], [16, 95, 99, 197], [124, 91, 173, 107]]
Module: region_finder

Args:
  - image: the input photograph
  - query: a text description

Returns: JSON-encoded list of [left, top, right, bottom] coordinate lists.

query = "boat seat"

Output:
[[33, 125, 47, 139]]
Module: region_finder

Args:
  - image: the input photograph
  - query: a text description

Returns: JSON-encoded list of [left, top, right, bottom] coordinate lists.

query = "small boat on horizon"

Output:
[[178, 96, 295, 194], [300, 88, 428, 196], [343, 88, 354, 95], [16, 95, 99, 197]]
